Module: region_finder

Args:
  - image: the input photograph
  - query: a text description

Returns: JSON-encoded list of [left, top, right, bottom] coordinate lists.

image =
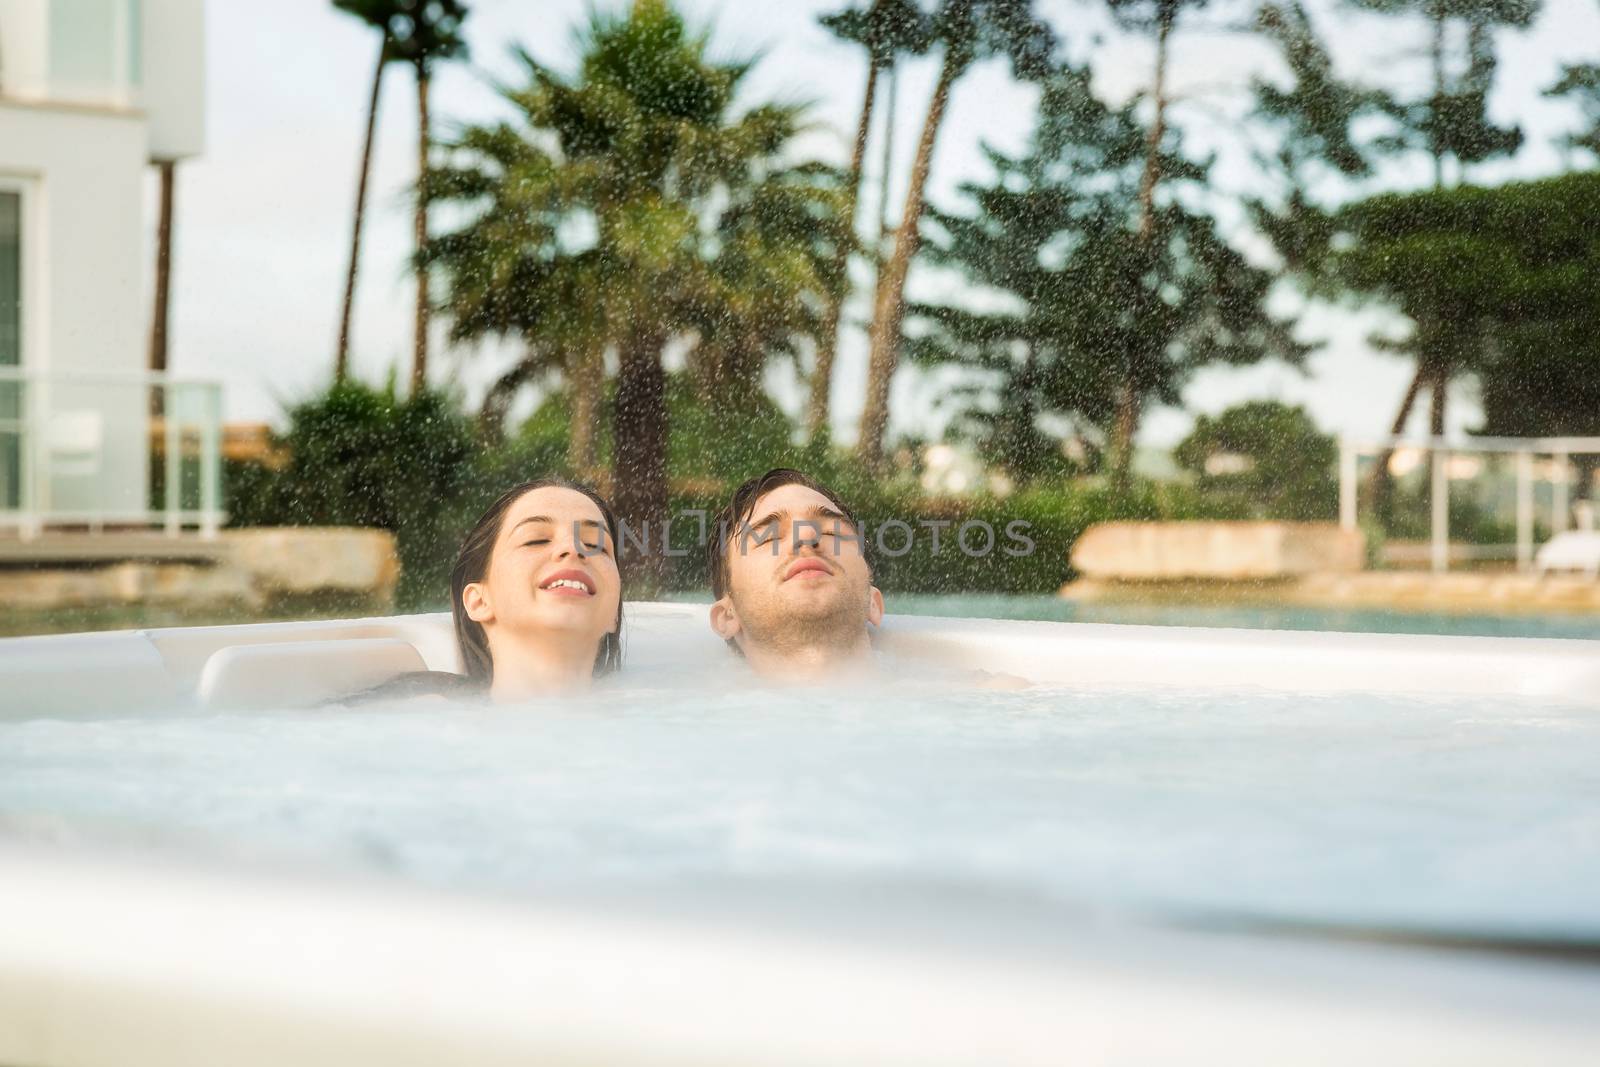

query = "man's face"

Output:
[[711, 482, 883, 652]]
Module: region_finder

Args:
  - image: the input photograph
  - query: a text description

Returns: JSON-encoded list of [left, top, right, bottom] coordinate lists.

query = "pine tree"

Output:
[[912, 65, 1306, 483], [1346, 0, 1538, 454]]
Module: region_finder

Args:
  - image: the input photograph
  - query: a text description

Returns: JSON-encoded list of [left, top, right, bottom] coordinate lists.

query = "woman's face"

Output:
[[463, 486, 621, 653]]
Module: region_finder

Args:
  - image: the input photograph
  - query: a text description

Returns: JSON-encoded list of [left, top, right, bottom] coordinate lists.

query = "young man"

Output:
[[706, 468, 884, 680]]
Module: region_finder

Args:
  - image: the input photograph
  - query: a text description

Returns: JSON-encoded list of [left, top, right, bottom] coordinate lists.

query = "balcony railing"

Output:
[[0, 367, 223, 538]]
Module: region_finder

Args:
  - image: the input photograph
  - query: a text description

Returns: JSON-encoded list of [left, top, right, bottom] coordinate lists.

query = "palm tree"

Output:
[[330, 1, 468, 392], [385, 0, 469, 396], [430, 0, 826, 588], [147, 158, 176, 405], [421, 120, 605, 466], [689, 161, 855, 414], [331, 0, 398, 383], [855, 0, 1055, 469], [808, 0, 932, 440]]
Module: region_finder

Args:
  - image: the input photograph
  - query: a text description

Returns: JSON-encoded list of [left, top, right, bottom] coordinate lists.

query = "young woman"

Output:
[[451, 478, 623, 698], [342, 478, 623, 705]]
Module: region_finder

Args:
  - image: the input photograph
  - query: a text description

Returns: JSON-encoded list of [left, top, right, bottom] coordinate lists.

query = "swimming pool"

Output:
[[872, 593, 1600, 639]]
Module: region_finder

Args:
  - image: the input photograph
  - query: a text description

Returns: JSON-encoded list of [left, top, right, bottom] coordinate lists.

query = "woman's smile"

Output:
[[538, 568, 598, 597]]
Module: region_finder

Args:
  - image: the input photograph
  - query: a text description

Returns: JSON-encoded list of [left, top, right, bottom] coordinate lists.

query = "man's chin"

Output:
[[777, 583, 859, 616]]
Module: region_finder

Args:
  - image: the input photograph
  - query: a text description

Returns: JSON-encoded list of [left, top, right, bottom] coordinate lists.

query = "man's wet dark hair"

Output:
[[706, 467, 867, 604], [451, 477, 624, 684]]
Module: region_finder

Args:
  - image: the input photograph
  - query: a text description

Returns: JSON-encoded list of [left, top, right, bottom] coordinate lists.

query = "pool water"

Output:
[[897, 594, 1600, 640], [663, 592, 1600, 640], [3, 680, 1597, 943]]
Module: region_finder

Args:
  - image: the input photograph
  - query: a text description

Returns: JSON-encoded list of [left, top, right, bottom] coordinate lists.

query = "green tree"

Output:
[[685, 162, 856, 415], [1103, 0, 1210, 236], [1352, 0, 1536, 187], [429, 0, 831, 588], [1466, 172, 1600, 498], [390, 0, 470, 396], [1545, 62, 1600, 160], [330, 0, 399, 383], [423, 117, 607, 467], [1329, 172, 1600, 496], [1098, 0, 1223, 487], [855, 0, 1057, 470], [1174, 400, 1338, 519], [809, 0, 934, 439], [332, 1, 469, 392], [235, 377, 482, 607], [912, 65, 1305, 486], [1246, 2, 1381, 271], [1345, 0, 1538, 458]]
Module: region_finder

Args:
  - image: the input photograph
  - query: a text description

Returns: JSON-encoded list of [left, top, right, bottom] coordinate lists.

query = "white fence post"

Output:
[[199, 384, 221, 539], [1431, 442, 1449, 573], [1339, 438, 1357, 531], [1516, 450, 1534, 571], [18, 374, 40, 540], [1552, 450, 1570, 536], [163, 391, 181, 538]]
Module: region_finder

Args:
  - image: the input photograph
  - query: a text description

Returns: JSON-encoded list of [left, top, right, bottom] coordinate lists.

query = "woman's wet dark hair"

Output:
[[451, 478, 624, 685]]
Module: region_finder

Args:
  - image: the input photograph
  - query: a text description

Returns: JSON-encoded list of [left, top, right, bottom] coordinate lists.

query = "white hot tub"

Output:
[[1, 604, 1598, 1065]]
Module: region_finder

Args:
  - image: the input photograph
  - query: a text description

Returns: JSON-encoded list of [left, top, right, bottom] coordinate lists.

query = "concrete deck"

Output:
[[1061, 571, 1600, 616]]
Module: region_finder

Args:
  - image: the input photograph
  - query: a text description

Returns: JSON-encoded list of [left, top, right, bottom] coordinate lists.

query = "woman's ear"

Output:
[[708, 596, 742, 642], [866, 585, 885, 628], [462, 582, 494, 624]]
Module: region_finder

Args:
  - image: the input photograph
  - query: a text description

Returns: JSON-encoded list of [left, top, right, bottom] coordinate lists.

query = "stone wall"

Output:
[[1070, 521, 1365, 581], [0, 528, 400, 617], [223, 528, 400, 604]]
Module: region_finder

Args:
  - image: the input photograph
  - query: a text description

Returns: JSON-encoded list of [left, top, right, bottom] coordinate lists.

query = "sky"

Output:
[[156, 0, 1600, 450]]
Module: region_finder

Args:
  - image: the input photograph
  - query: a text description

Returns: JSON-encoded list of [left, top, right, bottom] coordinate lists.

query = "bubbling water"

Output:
[[1, 679, 1597, 941]]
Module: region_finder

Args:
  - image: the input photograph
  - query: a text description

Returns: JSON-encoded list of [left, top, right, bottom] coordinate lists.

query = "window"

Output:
[[48, 0, 141, 101]]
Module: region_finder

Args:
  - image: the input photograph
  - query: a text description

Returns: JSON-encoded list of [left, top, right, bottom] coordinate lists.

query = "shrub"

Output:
[[228, 376, 1250, 606], [225, 379, 482, 608], [1174, 400, 1338, 520], [659, 477, 1249, 596]]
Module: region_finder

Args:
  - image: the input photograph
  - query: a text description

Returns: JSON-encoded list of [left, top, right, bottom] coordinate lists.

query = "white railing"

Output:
[[1339, 436, 1600, 573], [0, 367, 224, 538]]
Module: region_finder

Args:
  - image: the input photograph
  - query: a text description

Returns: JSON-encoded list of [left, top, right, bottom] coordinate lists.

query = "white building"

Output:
[[0, 0, 216, 532]]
